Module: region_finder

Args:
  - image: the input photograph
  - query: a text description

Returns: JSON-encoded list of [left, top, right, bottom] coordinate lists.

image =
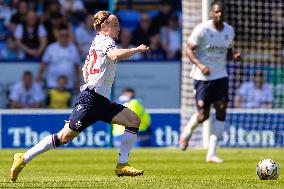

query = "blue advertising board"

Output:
[[0, 111, 180, 148], [1, 110, 283, 148], [220, 111, 284, 148], [149, 113, 180, 147], [1, 114, 111, 148]]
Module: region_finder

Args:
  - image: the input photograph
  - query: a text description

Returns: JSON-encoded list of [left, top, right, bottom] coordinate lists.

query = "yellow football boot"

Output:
[[115, 163, 144, 177], [10, 153, 26, 182]]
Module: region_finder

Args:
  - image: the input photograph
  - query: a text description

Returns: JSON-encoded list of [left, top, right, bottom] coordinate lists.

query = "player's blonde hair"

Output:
[[93, 11, 112, 31]]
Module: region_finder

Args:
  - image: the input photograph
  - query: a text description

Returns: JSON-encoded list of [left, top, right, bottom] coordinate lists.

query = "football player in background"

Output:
[[179, 0, 241, 163]]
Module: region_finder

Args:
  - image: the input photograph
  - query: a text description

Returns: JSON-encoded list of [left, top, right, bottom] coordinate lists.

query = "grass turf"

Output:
[[0, 148, 283, 189]]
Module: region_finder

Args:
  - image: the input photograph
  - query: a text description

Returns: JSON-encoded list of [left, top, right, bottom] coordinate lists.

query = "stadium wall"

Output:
[[0, 61, 181, 108]]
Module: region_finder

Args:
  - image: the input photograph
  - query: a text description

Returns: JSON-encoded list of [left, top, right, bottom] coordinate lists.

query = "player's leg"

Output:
[[206, 77, 229, 163], [10, 122, 80, 182], [10, 90, 92, 182], [206, 100, 227, 163], [179, 109, 210, 150], [24, 122, 79, 163], [111, 108, 144, 176], [179, 79, 211, 150]]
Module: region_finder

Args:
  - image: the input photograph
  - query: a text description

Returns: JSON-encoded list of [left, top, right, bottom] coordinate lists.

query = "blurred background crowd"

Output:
[[0, 0, 182, 109], [0, 0, 182, 61]]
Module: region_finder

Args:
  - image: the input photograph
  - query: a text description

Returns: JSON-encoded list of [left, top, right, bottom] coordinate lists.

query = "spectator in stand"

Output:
[[75, 14, 95, 58], [112, 88, 151, 148], [36, 26, 81, 93], [271, 7, 284, 58], [9, 70, 45, 108], [10, 0, 29, 32], [59, 0, 86, 24], [43, 11, 74, 44], [25, 0, 44, 14], [0, 0, 12, 40], [59, 0, 85, 13], [0, 34, 25, 59], [40, 0, 61, 24], [46, 75, 72, 109], [144, 33, 166, 60], [9, 0, 20, 14], [150, 0, 173, 35], [234, 71, 273, 108], [160, 13, 181, 59], [118, 28, 142, 60], [14, 11, 47, 59], [132, 12, 152, 47]]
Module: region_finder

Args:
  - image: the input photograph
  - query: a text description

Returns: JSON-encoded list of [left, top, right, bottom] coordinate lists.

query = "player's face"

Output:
[[211, 4, 225, 25], [106, 15, 120, 40]]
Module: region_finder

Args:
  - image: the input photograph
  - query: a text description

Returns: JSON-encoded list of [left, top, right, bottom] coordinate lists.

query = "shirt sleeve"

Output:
[[265, 84, 273, 102], [238, 82, 249, 96], [14, 24, 23, 39], [38, 25, 47, 37], [229, 26, 235, 47], [71, 44, 81, 64], [188, 23, 203, 46], [42, 45, 52, 63], [9, 83, 20, 101], [101, 37, 117, 55], [33, 84, 45, 102]]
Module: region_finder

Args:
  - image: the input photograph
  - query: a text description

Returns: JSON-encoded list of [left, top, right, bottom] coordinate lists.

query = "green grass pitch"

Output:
[[0, 148, 283, 189]]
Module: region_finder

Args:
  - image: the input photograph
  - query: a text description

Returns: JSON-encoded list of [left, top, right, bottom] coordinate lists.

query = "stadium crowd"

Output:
[[0, 0, 182, 61], [0, 0, 282, 109], [0, 0, 182, 108]]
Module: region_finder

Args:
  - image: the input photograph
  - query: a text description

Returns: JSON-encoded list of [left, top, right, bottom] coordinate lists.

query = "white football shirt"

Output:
[[42, 42, 81, 89], [9, 81, 45, 106], [188, 20, 235, 81], [80, 33, 117, 99]]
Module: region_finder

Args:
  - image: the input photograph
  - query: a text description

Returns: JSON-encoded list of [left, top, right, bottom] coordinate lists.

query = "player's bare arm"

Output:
[[74, 64, 81, 91], [107, 44, 150, 61], [36, 62, 47, 82], [82, 61, 88, 83], [186, 42, 210, 75]]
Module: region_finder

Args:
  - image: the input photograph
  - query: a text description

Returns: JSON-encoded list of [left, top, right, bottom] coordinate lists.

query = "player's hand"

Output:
[[233, 52, 241, 61], [199, 64, 210, 75], [136, 44, 150, 53]]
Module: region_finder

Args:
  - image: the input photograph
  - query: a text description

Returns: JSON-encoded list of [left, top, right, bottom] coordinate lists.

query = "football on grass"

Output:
[[256, 159, 280, 180]]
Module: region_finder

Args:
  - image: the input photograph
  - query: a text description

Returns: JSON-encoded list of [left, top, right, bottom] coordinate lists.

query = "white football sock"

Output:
[[181, 113, 199, 140], [24, 134, 58, 163], [207, 134, 218, 158], [118, 131, 137, 164], [207, 120, 225, 158]]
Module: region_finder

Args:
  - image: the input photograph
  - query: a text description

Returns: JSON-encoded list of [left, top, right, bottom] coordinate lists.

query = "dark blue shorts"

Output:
[[68, 88, 125, 132], [194, 77, 229, 111]]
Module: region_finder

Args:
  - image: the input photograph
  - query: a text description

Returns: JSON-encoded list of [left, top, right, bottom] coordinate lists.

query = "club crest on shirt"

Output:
[[198, 100, 205, 107], [75, 121, 82, 129]]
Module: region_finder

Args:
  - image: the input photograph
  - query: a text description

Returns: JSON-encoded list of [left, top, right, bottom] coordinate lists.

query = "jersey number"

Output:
[[89, 49, 99, 74]]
